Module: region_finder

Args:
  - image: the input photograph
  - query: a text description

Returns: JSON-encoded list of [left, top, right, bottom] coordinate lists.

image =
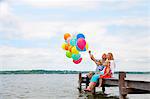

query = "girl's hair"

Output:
[[98, 60, 103, 65], [108, 53, 114, 60], [103, 60, 110, 67]]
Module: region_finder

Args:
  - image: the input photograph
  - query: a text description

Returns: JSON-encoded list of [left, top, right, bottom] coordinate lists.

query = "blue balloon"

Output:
[[77, 33, 85, 39], [70, 38, 77, 46]]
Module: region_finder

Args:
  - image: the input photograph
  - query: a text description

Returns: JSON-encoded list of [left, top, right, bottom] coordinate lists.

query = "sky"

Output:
[[0, 0, 149, 71]]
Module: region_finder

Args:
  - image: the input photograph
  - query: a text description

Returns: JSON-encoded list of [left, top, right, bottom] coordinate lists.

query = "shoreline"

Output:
[[0, 70, 150, 74]]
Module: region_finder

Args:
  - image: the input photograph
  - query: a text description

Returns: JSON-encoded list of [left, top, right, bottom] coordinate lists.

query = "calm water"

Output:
[[0, 74, 150, 99]]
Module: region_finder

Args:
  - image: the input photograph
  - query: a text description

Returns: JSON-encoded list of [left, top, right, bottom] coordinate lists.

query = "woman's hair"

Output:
[[108, 53, 114, 60], [102, 53, 107, 59]]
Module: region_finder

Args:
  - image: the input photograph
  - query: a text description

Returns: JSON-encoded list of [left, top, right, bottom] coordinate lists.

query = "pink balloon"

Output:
[[73, 57, 82, 64], [66, 37, 71, 44], [77, 38, 86, 50]]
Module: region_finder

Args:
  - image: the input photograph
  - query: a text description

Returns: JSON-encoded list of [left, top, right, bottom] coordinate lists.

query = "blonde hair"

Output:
[[108, 52, 114, 60], [103, 60, 110, 67], [98, 60, 103, 65]]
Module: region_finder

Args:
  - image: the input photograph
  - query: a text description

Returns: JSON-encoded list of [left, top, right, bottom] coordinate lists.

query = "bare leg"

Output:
[[85, 82, 96, 91], [90, 83, 96, 90], [98, 78, 102, 87], [87, 82, 96, 90]]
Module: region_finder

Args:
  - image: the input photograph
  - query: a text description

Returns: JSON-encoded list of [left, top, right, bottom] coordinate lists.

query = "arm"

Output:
[[88, 50, 97, 64]]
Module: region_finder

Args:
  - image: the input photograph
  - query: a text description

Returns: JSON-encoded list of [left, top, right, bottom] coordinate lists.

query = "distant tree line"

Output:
[[0, 70, 149, 74]]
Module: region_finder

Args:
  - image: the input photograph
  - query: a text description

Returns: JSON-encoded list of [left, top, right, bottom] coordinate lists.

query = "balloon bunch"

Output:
[[62, 33, 88, 64]]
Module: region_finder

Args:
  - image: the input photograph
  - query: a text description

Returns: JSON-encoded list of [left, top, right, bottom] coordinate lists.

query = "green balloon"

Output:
[[66, 51, 72, 58], [72, 54, 81, 60]]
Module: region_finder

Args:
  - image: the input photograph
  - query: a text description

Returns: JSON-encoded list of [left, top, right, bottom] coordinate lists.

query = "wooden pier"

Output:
[[78, 72, 150, 99]]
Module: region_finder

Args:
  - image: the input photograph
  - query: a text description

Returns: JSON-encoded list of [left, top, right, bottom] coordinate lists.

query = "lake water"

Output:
[[0, 74, 150, 99]]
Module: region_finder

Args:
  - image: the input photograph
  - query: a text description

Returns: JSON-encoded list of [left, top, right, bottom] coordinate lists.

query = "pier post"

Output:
[[119, 72, 127, 99], [78, 72, 82, 93], [102, 79, 105, 93]]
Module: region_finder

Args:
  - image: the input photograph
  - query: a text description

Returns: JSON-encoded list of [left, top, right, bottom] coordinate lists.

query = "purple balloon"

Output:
[[77, 38, 86, 50]]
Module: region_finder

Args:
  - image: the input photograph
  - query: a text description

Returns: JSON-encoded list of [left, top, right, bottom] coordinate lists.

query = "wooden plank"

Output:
[[125, 80, 150, 91], [126, 88, 150, 94], [104, 78, 119, 86]]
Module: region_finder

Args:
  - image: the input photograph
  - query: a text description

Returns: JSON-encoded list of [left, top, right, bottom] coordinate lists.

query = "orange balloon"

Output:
[[64, 33, 71, 40], [65, 44, 70, 50]]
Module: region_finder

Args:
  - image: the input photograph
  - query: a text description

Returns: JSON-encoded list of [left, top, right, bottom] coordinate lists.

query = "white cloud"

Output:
[[4, 17, 149, 40], [0, 1, 22, 39], [0, 46, 63, 70], [8, 0, 147, 10], [100, 0, 148, 10], [0, 0, 149, 71], [9, 0, 99, 9], [0, 1, 10, 17]]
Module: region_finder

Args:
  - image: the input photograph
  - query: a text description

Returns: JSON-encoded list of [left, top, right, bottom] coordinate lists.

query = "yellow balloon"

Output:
[[86, 43, 88, 50], [71, 46, 79, 54], [68, 45, 73, 52], [62, 43, 66, 50]]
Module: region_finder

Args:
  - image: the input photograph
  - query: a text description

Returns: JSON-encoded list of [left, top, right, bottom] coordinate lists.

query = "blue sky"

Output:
[[0, 0, 149, 71]]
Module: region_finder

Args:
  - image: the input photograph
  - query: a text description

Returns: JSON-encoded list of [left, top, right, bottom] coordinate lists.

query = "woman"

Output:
[[107, 53, 116, 77], [86, 50, 107, 79]]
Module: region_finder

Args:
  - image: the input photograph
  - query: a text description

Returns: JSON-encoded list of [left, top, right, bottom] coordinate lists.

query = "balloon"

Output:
[[66, 37, 71, 44], [68, 46, 73, 52], [85, 43, 88, 50], [77, 38, 86, 50], [72, 53, 81, 60], [73, 57, 82, 64], [76, 45, 86, 51], [71, 46, 79, 54], [64, 33, 71, 40], [62, 43, 66, 50], [65, 44, 70, 50], [70, 38, 77, 46], [66, 51, 72, 58], [77, 33, 85, 39]]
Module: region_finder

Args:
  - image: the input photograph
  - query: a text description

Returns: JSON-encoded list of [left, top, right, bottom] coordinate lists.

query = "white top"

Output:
[[109, 60, 116, 77]]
